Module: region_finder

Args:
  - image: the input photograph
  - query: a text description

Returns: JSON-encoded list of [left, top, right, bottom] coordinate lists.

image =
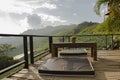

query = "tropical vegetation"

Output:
[[94, 0, 120, 33], [0, 44, 19, 70]]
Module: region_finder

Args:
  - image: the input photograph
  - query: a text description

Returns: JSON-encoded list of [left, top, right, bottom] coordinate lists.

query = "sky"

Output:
[[0, 0, 106, 34]]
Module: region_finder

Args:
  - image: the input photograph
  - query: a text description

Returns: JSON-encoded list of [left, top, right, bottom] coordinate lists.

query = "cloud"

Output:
[[0, 15, 27, 34], [34, 0, 97, 24], [0, 0, 67, 29], [19, 17, 29, 29], [0, 10, 7, 17], [9, 13, 28, 21], [0, 0, 57, 14], [37, 13, 67, 26], [26, 13, 67, 28], [0, 0, 103, 34], [39, 3, 57, 9], [27, 14, 41, 29], [0, 0, 33, 14], [38, 13, 66, 23]]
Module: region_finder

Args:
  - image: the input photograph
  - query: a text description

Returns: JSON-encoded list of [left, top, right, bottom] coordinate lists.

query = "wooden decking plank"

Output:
[[38, 57, 95, 76], [60, 49, 87, 56], [5, 50, 120, 80]]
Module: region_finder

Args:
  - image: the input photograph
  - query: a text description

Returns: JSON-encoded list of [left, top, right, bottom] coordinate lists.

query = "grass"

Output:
[[0, 64, 24, 79], [34, 51, 49, 62], [0, 50, 49, 79]]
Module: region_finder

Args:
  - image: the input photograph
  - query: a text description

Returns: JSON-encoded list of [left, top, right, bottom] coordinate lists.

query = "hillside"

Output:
[[56, 21, 99, 36], [0, 24, 76, 44], [0, 21, 99, 56], [79, 21, 120, 34], [0, 24, 76, 56], [1, 21, 120, 56], [22, 24, 76, 35]]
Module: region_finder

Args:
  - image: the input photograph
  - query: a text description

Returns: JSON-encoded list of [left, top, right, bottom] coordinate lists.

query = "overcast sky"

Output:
[[0, 0, 105, 34]]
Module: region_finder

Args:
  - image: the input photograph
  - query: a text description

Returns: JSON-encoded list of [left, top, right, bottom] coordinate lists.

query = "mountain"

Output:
[[0, 24, 76, 44], [0, 24, 76, 56], [0, 21, 99, 56], [56, 21, 99, 36], [0, 21, 98, 45], [22, 24, 76, 35]]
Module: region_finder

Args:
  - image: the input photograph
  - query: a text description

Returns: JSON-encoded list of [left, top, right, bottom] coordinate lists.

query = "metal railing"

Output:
[[52, 34, 120, 50], [0, 34, 120, 78], [0, 34, 50, 77]]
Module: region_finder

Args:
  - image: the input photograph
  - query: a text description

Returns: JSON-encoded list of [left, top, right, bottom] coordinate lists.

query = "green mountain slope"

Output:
[[1, 21, 109, 56], [79, 21, 120, 35], [22, 24, 76, 35], [56, 21, 99, 36]]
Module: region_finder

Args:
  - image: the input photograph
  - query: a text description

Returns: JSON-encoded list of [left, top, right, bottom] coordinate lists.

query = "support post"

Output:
[[68, 36, 70, 42], [29, 36, 34, 64], [62, 36, 64, 42], [49, 36, 53, 53], [23, 36, 29, 69], [111, 34, 114, 50], [105, 35, 108, 50]]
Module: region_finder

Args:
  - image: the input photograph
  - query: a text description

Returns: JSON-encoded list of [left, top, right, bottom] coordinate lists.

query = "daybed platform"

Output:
[[60, 49, 87, 56], [38, 57, 94, 76]]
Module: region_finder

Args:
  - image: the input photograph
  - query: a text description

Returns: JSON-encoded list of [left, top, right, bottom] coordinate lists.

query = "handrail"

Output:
[[0, 33, 120, 78], [34, 50, 49, 62], [0, 34, 50, 37], [0, 33, 120, 37], [34, 50, 49, 58], [0, 60, 25, 75]]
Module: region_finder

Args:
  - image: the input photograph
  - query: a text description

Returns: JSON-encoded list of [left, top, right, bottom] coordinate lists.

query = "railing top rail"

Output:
[[0, 34, 50, 37], [0, 34, 120, 37]]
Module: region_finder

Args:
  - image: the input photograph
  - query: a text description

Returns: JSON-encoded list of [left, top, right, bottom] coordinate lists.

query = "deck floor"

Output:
[[2, 50, 120, 80]]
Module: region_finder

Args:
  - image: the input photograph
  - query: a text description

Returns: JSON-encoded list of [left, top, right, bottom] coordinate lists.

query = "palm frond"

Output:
[[94, 0, 109, 16]]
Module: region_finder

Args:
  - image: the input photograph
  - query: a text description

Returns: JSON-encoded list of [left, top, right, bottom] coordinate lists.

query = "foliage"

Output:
[[70, 35, 76, 39], [79, 25, 96, 34], [70, 35, 77, 43], [73, 21, 98, 34], [94, 0, 108, 16], [0, 44, 19, 70], [94, 0, 120, 33], [0, 44, 16, 54], [56, 21, 99, 36], [0, 64, 24, 79], [0, 54, 19, 70]]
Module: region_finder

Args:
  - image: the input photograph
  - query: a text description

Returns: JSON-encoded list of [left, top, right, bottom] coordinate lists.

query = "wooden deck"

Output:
[[2, 50, 120, 80]]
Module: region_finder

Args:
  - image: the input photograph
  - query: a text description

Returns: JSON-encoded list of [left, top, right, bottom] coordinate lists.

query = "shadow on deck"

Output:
[[3, 50, 120, 80]]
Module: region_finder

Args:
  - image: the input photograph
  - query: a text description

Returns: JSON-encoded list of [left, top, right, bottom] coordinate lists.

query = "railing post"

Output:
[[49, 36, 53, 53], [60, 36, 64, 42], [23, 36, 29, 69], [29, 36, 34, 64], [68, 36, 70, 42], [105, 35, 108, 50], [62, 36, 64, 42], [111, 34, 114, 50]]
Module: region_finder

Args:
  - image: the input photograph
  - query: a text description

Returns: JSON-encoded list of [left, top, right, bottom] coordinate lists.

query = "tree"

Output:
[[0, 44, 19, 70], [94, 0, 108, 16], [94, 0, 120, 33], [0, 44, 16, 54], [94, 0, 120, 16]]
